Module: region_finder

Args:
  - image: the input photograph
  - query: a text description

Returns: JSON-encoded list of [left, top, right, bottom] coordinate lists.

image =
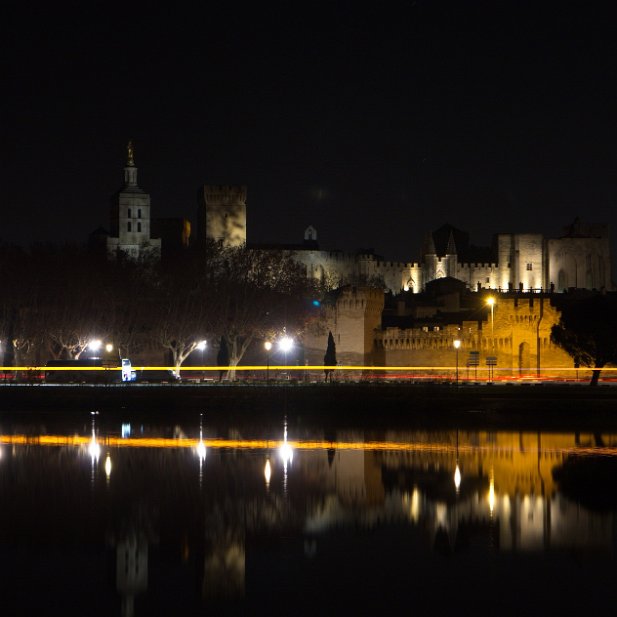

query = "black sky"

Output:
[[2, 1, 616, 266]]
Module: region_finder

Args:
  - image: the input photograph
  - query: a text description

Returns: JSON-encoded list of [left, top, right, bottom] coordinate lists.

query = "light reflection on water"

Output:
[[0, 421, 616, 615]]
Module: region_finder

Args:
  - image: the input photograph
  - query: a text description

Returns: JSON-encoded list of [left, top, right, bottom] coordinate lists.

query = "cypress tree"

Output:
[[216, 336, 230, 382], [323, 331, 337, 382]]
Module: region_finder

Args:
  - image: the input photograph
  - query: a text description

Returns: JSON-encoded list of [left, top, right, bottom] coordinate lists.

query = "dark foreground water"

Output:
[[0, 411, 616, 616]]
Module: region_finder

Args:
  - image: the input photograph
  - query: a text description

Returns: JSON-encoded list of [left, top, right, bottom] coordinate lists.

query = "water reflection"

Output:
[[0, 424, 615, 614]]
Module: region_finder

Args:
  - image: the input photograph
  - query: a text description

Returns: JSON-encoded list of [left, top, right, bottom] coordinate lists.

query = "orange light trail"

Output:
[[1, 434, 616, 457]]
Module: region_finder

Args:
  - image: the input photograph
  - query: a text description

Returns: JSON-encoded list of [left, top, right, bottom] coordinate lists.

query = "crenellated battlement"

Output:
[[458, 262, 499, 269], [374, 260, 421, 270], [203, 185, 247, 206]]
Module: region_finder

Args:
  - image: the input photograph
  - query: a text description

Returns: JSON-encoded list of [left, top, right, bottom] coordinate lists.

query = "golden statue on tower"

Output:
[[127, 140, 135, 166]]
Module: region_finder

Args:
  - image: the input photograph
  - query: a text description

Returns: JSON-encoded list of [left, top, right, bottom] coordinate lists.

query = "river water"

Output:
[[0, 412, 615, 615]]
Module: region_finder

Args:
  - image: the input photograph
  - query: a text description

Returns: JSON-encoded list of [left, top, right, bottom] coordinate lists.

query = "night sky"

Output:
[[3, 1, 616, 266]]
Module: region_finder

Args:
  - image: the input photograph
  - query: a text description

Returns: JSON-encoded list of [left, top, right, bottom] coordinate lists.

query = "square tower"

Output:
[[198, 185, 247, 247]]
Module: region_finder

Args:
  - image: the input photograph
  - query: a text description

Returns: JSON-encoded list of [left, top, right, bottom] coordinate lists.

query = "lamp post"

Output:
[[453, 339, 461, 386], [88, 339, 102, 359], [278, 335, 293, 381], [196, 340, 207, 381], [486, 297, 495, 341], [264, 341, 272, 382], [486, 297, 496, 382]]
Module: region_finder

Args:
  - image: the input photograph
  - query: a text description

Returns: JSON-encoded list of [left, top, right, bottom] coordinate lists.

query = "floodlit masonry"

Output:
[[304, 287, 582, 377], [100, 146, 612, 295], [287, 221, 612, 294]]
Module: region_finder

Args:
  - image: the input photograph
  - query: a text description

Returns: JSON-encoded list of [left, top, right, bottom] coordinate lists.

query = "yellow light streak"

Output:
[[0, 434, 616, 456]]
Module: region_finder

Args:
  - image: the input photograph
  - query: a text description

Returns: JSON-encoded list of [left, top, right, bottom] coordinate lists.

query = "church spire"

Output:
[[127, 139, 135, 167], [123, 140, 138, 188]]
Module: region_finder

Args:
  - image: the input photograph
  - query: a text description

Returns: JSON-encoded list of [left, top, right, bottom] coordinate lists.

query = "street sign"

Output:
[[467, 351, 480, 367]]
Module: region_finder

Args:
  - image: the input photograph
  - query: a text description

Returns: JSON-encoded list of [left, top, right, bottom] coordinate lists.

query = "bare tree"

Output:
[[204, 241, 319, 378], [144, 251, 209, 373]]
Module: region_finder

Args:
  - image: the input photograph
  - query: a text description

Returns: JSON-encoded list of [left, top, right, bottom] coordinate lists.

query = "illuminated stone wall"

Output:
[[548, 234, 612, 291], [374, 296, 575, 378], [290, 225, 611, 294], [304, 286, 384, 370]]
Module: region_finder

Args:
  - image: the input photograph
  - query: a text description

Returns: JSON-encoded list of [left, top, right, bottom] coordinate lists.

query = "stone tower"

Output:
[[198, 185, 247, 247], [107, 141, 161, 259]]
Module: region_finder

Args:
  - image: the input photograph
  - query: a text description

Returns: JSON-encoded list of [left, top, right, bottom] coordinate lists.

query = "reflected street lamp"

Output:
[[454, 464, 461, 493], [453, 339, 461, 386]]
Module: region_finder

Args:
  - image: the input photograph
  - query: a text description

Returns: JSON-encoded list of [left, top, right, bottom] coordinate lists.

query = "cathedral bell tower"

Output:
[[107, 141, 161, 259]]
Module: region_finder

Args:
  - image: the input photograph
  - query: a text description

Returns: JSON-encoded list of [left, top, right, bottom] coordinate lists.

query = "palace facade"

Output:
[[99, 148, 613, 374]]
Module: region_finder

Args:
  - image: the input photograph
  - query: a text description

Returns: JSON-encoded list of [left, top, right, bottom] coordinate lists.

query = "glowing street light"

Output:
[[278, 335, 294, 381], [264, 341, 272, 382], [105, 343, 114, 353], [88, 339, 102, 354], [486, 296, 495, 340], [453, 339, 461, 386], [196, 340, 207, 380], [278, 336, 293, 353]]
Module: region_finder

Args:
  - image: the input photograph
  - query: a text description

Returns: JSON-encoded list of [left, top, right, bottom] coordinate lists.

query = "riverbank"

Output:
[[1, 382, 616, 430]]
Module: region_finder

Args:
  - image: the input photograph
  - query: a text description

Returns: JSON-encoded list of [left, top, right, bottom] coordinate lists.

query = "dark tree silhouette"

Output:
[[551, 294, 617, 386], [323, 331, 337, 382], [216, 336, 230, 382], [204, 240, 318, 377]]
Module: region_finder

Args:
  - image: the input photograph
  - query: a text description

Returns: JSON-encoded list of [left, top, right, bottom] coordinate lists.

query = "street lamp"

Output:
[[264, 341, 272, 382], [196, 340, 207, 380], [105, 343, 113, 353], [453, 339, 461, 386], [278, 335, 294, 381], [88, 339, 102, 359], [486, 297, 495, 340]]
